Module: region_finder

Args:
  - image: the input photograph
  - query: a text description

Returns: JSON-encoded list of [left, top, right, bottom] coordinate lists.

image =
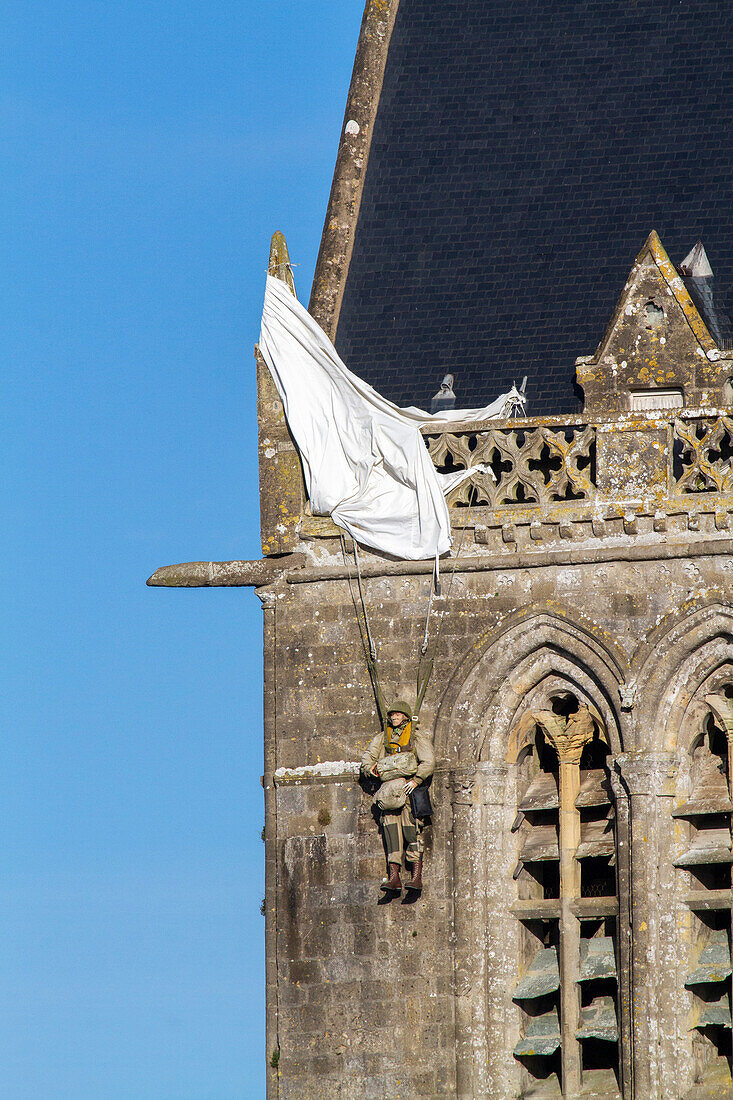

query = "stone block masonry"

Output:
[[150, 223, 733, 1095], [252, 227, 733, 1098]]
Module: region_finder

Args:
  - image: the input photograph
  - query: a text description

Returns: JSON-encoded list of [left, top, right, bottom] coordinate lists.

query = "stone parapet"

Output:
[[256, 403, 733, 561], [424, 406, 733, 515]]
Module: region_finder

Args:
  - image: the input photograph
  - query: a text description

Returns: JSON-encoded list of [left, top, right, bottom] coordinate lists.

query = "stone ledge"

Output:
[[286, 534, 733, 584], [146, 553, 306, 588], [150, 530, 733, 590], [274, 761, 361, 785], [272, 762, 455, 786]]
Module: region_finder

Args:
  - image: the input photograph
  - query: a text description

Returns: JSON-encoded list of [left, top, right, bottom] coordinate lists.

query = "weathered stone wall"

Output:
[[270, 772, 454, 1100], [244, 224, 733, 1097], [261, 543, 733, 1099], [267, 554, 733, 767]]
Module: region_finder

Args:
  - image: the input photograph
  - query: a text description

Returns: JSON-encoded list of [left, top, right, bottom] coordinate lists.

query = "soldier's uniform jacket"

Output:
[[360, 721, 436, 785]]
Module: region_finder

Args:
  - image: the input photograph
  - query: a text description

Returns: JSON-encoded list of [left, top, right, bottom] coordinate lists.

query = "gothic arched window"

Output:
[[511, 692, 621, 1097], [673, 690, 733, 1091]]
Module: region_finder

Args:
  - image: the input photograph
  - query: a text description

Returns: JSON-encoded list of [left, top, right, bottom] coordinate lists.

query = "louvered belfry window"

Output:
[[511, 693, 621, 1097], [674, 691, 733, 1091]]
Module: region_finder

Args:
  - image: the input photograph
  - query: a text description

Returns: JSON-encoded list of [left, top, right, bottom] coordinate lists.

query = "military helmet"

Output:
[[388, 700, 413, 721]]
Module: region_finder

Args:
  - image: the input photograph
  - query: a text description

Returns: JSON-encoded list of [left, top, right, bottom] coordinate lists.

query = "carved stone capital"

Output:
[[619, 682, 637, 711], [510, 703, 602, 765], [536, 707, 596, 765], [474, 762, 509, 806], [255, 584, 280, 609], [449, 765, 478, 806], [614, 751, 678, 796]]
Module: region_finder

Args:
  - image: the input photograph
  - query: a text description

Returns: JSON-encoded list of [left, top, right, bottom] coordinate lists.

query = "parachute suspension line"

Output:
[[341, 490, 476, 726], [353, 541, 376, 662], [420, 558, 437, 658], [340, 533, 366, 656], [414, 495, 476, 718], [341, 534, 387, 729]]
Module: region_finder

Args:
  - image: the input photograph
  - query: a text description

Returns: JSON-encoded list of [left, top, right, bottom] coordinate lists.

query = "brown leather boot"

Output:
[[405, 857, 423, 891], [380, 862, 402, 891]]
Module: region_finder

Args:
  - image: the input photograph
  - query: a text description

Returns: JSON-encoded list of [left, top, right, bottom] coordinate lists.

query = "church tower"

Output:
[[150, 1, 733, 1096]]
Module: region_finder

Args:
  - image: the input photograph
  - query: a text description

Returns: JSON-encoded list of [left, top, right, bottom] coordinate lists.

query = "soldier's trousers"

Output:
[[382, 802, 423, 866]]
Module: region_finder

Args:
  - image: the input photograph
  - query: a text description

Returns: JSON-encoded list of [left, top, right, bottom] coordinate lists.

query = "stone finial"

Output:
[[431, 374, 457, 414], [256, 232, 305, 555], [449, 765, 477, 806], [268, 231, 296, 297], [576, 230, 732, 414]]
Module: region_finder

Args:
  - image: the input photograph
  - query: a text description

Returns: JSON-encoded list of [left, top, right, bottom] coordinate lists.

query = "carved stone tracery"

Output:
[[420, 413, 733, 520], [424, 423, 596, 508], [674, 416, 733, 494]]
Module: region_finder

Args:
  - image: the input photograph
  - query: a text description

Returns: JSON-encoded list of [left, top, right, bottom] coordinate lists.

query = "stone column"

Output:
[[558, 757, 583, 1098], [450, 765, 484, 1100], [608, 764, 633, 1100], [476, 762, 516, 1098], [514, 706, 599, 1098], [615, 751, 678, 1100], [543, 717, 594, 1099], [258, 587, 280, 1100]]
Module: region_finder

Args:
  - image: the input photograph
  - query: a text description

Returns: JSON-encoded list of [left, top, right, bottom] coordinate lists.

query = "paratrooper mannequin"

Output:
[[361, 701, 435, 894]]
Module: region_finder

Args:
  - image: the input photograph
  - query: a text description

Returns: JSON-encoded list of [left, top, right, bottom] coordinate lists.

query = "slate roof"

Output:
[[331, 0, 733, 416]]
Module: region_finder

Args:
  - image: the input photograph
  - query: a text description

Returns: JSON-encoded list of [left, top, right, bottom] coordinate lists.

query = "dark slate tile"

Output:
[[333, 0, 733, 417]]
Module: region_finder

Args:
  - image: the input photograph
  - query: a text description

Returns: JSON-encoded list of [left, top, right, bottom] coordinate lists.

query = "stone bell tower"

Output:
[[149, 1, 733, 1096]]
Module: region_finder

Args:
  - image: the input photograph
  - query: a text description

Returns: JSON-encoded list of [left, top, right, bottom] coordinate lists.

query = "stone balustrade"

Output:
[[422, 409, 733, 516]]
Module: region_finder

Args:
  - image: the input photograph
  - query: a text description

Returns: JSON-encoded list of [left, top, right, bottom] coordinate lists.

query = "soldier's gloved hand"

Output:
[[404, 778, 419, 794]]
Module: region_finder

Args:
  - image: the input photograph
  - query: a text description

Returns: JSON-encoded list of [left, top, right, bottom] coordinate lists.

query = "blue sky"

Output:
[[1, 3, 363, 1096]]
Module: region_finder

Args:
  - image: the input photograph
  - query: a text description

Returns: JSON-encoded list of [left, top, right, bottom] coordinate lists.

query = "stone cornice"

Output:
[[147, 533, 733, 588]]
